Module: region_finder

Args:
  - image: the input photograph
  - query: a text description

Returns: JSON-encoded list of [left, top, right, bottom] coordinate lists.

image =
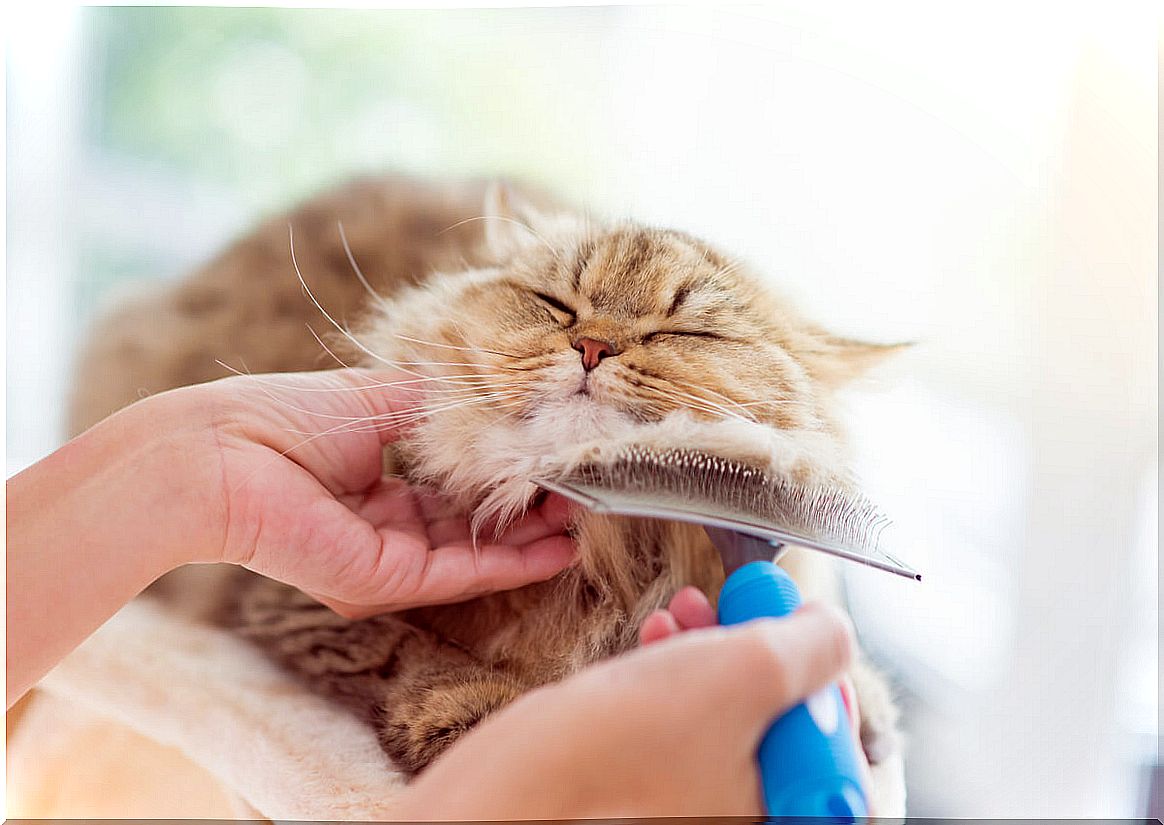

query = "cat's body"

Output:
[[70, 175, 903, 801]]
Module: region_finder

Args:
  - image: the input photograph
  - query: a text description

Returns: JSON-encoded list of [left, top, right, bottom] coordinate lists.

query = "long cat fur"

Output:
[[68, 174, 904, 800]]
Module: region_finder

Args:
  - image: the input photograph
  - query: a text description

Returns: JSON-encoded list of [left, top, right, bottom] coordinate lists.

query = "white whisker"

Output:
[[289, 224, 408, 373], [438, 214, 562, 264], [732, 398, 813, 409], [393, 332, 519, 360], [337, 220, 391, 310], [215, 360, 512, 395], [265, 389, 519, 425]]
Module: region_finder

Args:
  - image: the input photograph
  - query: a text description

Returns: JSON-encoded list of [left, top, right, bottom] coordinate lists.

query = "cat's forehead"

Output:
[[562, 226, 732, 316]]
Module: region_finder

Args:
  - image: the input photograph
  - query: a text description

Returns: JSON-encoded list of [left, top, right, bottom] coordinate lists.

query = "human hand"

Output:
[[396, 602, 856, 819], [6, 367, 574, 705], [642, 586, 874, 804], [105, 368, 575, 616]]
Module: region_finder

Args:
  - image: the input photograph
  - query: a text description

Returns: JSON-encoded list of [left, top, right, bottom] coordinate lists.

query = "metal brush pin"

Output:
[[535, 444, 919, 821]]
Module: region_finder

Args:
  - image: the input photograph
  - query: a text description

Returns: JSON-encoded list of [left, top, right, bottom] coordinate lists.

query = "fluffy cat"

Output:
[[69, 175, 905, 808]]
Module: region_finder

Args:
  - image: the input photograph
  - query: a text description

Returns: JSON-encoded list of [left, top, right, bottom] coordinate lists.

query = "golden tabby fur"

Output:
[[69, 175, 903, 793]]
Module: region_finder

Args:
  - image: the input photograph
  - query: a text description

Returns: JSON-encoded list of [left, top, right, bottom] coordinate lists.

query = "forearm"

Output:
[[5, 394, 222, 706]]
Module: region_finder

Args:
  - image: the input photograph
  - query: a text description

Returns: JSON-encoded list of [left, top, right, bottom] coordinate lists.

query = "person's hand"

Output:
[[141, 368, 577, 616], [396, 602, 857, 819], [7, 368, 575, 705], [642, 585, 874, 804]]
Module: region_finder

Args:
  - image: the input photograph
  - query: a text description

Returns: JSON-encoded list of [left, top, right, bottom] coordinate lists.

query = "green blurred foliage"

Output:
[[82, 6, 611, 213]]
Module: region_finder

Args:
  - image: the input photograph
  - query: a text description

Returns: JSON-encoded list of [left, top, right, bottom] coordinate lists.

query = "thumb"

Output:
[[700, 603, 855, 732]]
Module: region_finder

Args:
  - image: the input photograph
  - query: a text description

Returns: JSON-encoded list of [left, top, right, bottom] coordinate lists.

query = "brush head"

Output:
[[535, 444, 919, 581]]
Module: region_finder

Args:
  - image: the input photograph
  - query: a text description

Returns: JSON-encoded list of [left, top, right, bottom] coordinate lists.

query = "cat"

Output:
[[69, 174, 905, 806]]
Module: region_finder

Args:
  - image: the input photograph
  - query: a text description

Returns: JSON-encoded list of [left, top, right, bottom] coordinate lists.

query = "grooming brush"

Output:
[[535, 445, 919, 821]]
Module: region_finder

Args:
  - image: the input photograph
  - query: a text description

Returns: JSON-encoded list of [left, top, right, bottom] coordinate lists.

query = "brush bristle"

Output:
[[562, 444, 892, 556]]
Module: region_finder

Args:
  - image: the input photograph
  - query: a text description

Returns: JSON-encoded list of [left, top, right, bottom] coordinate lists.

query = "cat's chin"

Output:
[[523, 393, 633, 444]]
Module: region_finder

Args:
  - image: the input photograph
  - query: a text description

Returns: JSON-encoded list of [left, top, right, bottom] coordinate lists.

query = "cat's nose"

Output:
[[573, 337, 620, 371]]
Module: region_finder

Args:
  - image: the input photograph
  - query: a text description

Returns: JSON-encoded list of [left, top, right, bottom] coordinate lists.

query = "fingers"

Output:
[[328, 531, 576, 617], [639, 610, 680, 645], [424, 493, 571, 549], [280, 480, 577, 616], [414, 533, 577, 600], [667, 586, 716, 630], [639, 587, 716, 646], [661, 603, 853, 727], [737, 604, 855, 721], [344, 481, 573, 548]]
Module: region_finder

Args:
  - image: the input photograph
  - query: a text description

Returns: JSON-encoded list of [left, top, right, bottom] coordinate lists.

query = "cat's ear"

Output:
[[482, 180, 548, 258], [800, 331, 913, 386]]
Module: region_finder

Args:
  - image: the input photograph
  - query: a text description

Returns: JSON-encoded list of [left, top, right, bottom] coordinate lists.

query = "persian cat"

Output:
[[70, 175, 905, 807]]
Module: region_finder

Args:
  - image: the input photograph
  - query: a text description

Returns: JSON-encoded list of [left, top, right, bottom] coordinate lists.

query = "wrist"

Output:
[[5, 388, 226, 704], [69, 387, 228, 575]]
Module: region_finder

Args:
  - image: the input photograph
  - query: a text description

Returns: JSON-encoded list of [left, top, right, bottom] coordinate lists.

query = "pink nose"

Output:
[[574, 337, 619, 371]]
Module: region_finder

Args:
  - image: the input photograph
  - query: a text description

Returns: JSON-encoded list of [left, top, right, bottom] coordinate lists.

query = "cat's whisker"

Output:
[[339, 392, 521, 425], [316, 396, 528, 435], [666, 388, 748, 422], [305, 307, 517, 381], [664, 377, 759, 423], [438, 214, 562, 265], [308, 319, 453, 387], [337, 220, 391, 311], [664, 390, 751, 424], [217, 357, 461, 394], [242, 365, 518, 426], [641, 386, 734, 422], [393, 332, 520, 360], [388, 356, 521, 372], [613, 362, 746, 422], [290, 224, 412, 373], [732, 398, 814, 409], [215, 361, 513, 395], [349, 397, 528, 435], [277, 402, 508, 439], [415, 382, 517, 396], [304, 322, 364, 372], [614, 364, 740, 422], [653, 371, 771, 424], [306, 321, 469, 385], [632, 376, 751, 424]]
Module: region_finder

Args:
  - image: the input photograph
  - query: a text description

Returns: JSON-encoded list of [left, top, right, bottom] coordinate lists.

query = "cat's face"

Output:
[[359, 186, 899, 525]]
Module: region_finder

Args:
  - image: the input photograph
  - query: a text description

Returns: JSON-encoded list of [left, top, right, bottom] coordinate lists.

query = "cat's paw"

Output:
[[377, 669, 526, 776]]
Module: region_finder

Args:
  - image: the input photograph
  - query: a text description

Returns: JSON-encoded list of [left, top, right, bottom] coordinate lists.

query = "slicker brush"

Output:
[[536, 444, 919, 580]]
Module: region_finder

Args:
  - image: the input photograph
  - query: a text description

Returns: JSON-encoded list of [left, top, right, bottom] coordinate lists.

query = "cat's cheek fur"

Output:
[[397, 404, 853, 543]]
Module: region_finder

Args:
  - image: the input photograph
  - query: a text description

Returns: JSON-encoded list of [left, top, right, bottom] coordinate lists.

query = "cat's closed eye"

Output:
[[532, 291, 575, 324], [642, 329, 727, 343]]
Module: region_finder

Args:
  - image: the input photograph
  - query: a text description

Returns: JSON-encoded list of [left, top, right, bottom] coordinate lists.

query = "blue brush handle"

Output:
[[717, 560, 868, 822]]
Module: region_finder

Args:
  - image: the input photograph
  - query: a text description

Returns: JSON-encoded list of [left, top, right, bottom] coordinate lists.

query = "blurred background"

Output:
[[6, 2, 1158, 818]]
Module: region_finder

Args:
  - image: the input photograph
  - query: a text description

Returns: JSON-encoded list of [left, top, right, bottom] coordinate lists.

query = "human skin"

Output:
[[6, 368, 575, 706]]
